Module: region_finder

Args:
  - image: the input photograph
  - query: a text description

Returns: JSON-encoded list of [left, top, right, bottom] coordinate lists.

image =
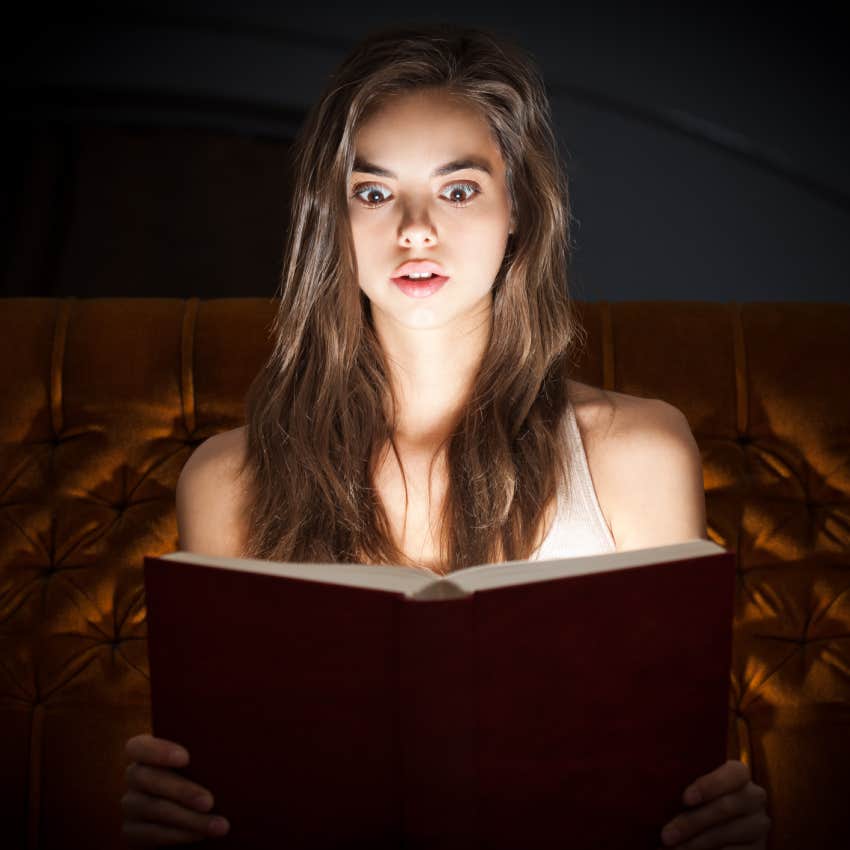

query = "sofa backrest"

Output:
[[1, 297, 848, 849]]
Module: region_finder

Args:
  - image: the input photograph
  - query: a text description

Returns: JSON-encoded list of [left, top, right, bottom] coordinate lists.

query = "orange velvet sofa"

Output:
[[1, 296, 848, 850]]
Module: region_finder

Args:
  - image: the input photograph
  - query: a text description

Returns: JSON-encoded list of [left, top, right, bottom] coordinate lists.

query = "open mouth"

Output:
[[391, 274, 449, 297]]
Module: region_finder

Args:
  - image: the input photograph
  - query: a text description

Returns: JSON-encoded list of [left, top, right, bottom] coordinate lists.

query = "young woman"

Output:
[[122, 24, 771, 849]]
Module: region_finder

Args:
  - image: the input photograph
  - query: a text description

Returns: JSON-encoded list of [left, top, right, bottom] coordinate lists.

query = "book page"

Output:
[[444, 538, 724, 593], [161, 539, 723, 599], [161, 550, 436, 595]]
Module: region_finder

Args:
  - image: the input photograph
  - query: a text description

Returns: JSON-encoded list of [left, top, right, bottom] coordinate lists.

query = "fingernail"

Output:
[[208, 817, 230, 837], [661, 826, 680, 845], [192, 792, 213, 811]]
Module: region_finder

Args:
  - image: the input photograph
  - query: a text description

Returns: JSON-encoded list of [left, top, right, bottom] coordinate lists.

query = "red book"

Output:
[[143, 538, 735, 849]]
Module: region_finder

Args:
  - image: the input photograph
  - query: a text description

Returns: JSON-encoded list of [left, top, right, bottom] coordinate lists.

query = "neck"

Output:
[[373, 298, 492, 452]]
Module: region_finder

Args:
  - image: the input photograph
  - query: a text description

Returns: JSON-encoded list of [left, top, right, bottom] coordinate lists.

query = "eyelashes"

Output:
[[351, 181, 481, 208]]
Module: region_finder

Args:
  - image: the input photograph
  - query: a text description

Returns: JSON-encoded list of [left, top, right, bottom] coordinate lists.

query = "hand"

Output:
[[658, 759, 771, 849], [122, 733, 231, 847]]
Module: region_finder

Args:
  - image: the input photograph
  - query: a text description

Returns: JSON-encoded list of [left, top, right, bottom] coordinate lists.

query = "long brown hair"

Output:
[[239, 22, 587, 574]]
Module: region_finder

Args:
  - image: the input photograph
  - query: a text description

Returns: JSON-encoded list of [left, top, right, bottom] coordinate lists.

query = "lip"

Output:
[[391, 259, 447, 279], [392, 275, 449, 298]]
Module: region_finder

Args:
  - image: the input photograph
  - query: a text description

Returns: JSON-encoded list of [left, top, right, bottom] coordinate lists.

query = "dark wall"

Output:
[[2, 1, 848, 301]]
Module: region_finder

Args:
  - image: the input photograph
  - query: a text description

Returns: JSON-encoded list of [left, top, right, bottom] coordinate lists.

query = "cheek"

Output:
[[349, 210, 380, 245], [466, 194, 511, 236], [348, 217, 389, 296], [459, 212, 512, 269], [348, 214, 377, 264]]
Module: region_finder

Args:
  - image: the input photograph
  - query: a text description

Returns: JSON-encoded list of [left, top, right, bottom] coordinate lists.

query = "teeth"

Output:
[[406, 272, 434, 279]]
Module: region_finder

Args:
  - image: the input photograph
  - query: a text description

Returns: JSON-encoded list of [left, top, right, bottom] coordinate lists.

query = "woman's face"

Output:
[[347, 88, 515, 331]]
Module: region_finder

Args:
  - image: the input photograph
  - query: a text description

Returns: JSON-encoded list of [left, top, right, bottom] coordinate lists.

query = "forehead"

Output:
[[353, 89, 504, 169]]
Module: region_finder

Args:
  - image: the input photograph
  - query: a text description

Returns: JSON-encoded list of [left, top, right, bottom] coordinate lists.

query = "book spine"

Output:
[[398, 594, 480, 850]]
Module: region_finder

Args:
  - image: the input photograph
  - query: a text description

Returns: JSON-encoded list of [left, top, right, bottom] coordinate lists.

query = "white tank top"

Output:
[[530, 400, 617, 560]]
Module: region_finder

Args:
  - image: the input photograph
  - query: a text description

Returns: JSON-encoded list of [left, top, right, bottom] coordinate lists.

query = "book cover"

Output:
[[143, 539, 735, 849]]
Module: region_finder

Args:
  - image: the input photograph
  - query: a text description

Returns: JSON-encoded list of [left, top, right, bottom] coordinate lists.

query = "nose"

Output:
[[398, 208, 437, 248]]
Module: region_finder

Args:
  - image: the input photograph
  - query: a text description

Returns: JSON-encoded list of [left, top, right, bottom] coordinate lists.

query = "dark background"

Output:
[[2, 1, 848, 301]]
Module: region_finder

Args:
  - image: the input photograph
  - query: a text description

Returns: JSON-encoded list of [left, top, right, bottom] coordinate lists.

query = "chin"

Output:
[[405, 306, 441, 328]]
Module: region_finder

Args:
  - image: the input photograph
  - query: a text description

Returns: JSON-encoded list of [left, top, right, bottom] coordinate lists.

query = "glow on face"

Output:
[[347, 88, 514, 332]]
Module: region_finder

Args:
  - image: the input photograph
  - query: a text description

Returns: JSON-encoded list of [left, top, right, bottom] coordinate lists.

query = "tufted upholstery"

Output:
[[1, 297, 848, 849]]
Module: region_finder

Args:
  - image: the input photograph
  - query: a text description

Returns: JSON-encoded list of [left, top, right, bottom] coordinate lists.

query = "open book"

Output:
[[143, 538, 735, 849]]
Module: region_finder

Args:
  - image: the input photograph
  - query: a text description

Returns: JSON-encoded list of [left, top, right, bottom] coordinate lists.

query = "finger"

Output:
[[656, 843, 764, 850], [673, 811, 772, 850], [661, 782, 766, 846], [122, 818, 209, 847], [663, 793, 743, 845], [125, 762, 217, 813], [126, 734, 190, 768], [121, 788, 230, 840], [683, 759, 751, 806]]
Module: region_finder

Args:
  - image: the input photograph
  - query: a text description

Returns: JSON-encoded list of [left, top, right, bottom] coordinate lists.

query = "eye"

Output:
[[351, 182, 391, 207], [439, 181, 480, 206], [350, 180, 482, 208]]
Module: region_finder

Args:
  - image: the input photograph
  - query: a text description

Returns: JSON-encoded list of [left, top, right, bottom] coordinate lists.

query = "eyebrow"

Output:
[[351, 156, 493, 179]]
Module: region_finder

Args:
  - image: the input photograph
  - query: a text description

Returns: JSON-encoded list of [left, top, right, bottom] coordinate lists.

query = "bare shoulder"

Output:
[[186, 425, 249, 475], [176, 425, 251, 557], [566, 379, 707, 551], [568, 379, 691, 449]]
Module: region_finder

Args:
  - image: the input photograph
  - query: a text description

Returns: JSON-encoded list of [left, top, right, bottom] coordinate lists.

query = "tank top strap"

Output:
[[530, 398, 617, 560]]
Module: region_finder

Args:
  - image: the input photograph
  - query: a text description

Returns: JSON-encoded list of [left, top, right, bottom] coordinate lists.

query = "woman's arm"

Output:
[[597, 398, 708, 552], [121, 428, 251, 844], [176, 426, 250, 558]]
